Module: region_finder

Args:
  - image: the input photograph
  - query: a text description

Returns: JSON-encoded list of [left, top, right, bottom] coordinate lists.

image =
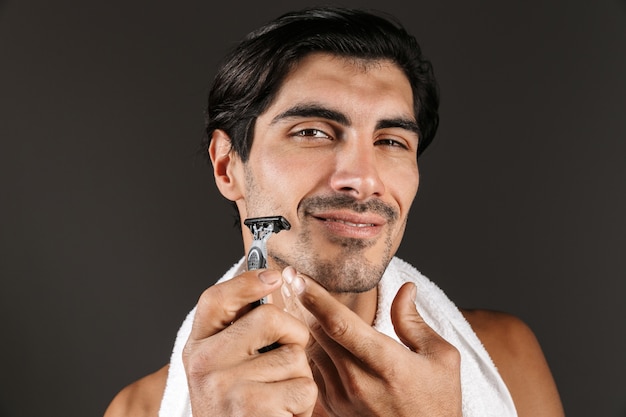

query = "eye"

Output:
[[293, 128, 330, 139], [375, 138, 409, 149]]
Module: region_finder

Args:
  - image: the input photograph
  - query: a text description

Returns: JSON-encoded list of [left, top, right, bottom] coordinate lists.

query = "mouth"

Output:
[[320, 217, 376, 227], [311, 211, 385, 238]]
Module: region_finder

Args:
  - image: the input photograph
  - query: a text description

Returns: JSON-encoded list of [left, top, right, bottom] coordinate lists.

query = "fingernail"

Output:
[[282, 266, 296, 284], [292, 274, 306, 295], [258, 270, 279, 285], [410, 283, 417, 299], [281, 282, 291, 298]]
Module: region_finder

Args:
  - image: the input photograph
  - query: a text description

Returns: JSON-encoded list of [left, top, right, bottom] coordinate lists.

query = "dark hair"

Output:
[[204, 6, 439, 160]]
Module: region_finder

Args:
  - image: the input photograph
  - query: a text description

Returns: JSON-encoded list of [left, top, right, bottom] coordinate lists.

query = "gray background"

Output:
[[1, 0, 625, 416]]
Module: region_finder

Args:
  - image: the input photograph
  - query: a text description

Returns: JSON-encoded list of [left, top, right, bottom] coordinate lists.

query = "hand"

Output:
[[294, 274, 462, 417], [183, 269, 318, 417]]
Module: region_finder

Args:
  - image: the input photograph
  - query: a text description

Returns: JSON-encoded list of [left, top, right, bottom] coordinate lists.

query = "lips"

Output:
[[324, 218, 375, 227], [311, 211, 385, 238], [314, 210, 384, 225]]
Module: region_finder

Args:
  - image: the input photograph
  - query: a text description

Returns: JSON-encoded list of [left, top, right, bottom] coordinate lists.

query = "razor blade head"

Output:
[[244, 216, 291, 270], [243, 216, 291, 236]]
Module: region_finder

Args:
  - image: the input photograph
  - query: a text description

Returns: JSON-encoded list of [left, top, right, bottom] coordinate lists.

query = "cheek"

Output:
[[246, 157, 308, 215], [386, 164, 419, 214], [256, 147, 331, 191], [255, 148, 310, 182]]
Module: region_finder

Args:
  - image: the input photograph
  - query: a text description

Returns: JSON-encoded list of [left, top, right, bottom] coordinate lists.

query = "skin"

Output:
[[104, 54, 564, 417], [238, 55, 418, 299]]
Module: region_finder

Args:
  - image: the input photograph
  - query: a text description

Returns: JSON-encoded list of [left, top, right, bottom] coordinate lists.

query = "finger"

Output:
[[307, 344, 341, 409], [248, 343, 312, 381], [188, 304, 311, 370], [231, 304, 311, 355], [258, 378, 318, 417], [295, 273, 394, 370], [390, 282, 451, 355], [202, 342, 312, 384], [204, 377, 316, 417], [283, 378, 318, 417], [305, 317, 355, 378], [189, 269, 282, 341]]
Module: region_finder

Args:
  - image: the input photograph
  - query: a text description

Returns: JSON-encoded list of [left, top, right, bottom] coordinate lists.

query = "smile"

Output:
[[323, 218, 376, 227], [309, 211, 385, 240]]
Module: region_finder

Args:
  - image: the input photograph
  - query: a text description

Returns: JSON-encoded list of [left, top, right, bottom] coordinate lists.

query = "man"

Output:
[[105, 7, 564, 417]]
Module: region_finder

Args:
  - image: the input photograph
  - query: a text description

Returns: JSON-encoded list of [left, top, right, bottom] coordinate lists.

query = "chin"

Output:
[[299, 255, 389, 294]]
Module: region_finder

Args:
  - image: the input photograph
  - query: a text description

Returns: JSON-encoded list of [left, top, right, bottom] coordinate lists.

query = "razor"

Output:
[[243, 216, 291, 353], [243, 216, 291, 306]]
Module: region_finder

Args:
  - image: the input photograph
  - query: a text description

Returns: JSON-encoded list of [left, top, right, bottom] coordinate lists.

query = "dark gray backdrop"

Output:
[[1, 1, 624, 416]]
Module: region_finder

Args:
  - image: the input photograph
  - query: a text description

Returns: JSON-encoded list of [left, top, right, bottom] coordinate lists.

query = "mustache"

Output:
[[299, 194, 399, 223]]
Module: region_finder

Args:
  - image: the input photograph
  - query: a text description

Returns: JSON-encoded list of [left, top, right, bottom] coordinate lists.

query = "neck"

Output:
[[329, 287, 379, 325]]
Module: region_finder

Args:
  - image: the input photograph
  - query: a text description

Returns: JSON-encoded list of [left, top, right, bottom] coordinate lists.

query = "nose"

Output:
[[329, 142, 385, 200]]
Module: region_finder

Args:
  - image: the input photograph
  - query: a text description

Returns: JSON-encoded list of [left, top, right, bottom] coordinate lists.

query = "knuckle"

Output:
[[223, 382, 256, 415], [255, 303, 277, 321], [198, 285, 229, 317], [277, 341, 299, 356], [183, 341, 222, 380], [326, 315, 350, 339], [203, 369, 227, 394], [287, 344, 311, 373], [288, 377, 318, 412], [300, 376, 319, 403], [183, 348, 209, 380], [266, 344, 311, 378], [439, 344, 461, 368], [249, 304, 281, 333]]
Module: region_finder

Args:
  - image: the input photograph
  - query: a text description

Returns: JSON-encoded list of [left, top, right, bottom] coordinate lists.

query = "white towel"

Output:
[[159, 257, 517, 417]]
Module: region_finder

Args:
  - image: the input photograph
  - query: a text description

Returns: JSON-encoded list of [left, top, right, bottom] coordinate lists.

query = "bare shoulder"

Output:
[[104, 365, 169, 417], [461, 309, 564, 417]]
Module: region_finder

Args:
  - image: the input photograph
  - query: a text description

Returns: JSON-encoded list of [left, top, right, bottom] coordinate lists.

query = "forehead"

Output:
[[262, 53, 415, 120]]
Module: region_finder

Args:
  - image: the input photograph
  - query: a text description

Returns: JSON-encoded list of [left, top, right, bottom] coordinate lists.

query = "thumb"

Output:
[[390, 282, 449, 354]]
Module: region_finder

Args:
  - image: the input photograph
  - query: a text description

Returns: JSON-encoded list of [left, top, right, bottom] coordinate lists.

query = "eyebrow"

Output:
[[375, 118, 420, 135], [270, 103, 419, 135], [271, 104, 350, 126]]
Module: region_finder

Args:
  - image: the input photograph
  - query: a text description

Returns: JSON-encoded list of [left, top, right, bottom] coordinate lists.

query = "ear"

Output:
[[208, 129, 244, 201]]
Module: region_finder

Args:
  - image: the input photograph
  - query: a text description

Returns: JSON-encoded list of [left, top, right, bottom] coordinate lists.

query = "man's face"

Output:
[[234, 53, 419, 293]]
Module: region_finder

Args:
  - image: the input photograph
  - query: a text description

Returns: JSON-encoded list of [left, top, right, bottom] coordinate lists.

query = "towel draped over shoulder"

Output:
[[159, 257, 517, 417]]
